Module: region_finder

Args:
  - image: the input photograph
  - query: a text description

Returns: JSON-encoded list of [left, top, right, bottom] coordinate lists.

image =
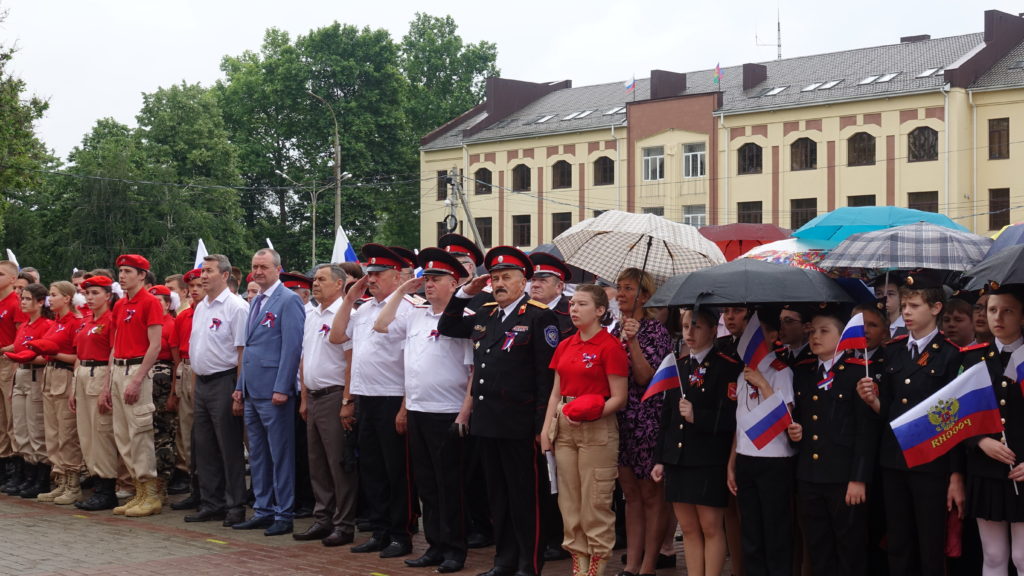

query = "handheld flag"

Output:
[[713, 63, 722, 85], [266, 238, 274, 250], [890, 362, 1004, 468], [331, 225, 359, 263], [642, 354, 681, 401], [193, 238, 209, 270], [834, 313, 867, 356], [736, 312, 770, 368], [624, 77, 636, 94], [1003, 345, 1024, 397], [5, 249, 18, 270], [743, 393, 792, 450]]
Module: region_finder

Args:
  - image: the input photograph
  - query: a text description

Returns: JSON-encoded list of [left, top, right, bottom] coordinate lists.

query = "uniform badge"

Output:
[[89, 325, 103, 335], [916, 351, 930, 366], [544, 325, 559, 348], [209, 318, 222, 331], [55, 324, 66, 333], [318, 324, 331, 337], [502, 331, 516, 351], [689, 365, 706, 388], [582, 352, 597, 368], [0, 311, 6, 319], [512, 325, 529, 332], [124, 309, 136, 323], [428, 329, 439, 341], [474, 324, 486, 332]]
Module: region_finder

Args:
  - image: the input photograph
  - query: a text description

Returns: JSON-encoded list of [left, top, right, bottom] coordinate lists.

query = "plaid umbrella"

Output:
[[552, 210, 725, 287], [819, 221, 992, 273]]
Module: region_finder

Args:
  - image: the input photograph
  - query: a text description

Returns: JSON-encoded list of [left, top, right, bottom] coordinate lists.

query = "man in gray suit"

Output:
[[232, 248, 305, 536]]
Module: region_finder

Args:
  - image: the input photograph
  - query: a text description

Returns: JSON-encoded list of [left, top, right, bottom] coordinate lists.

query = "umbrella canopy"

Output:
[[698, 223, 790, 261], [645, 273, 689, 308], [819, 222, 992, 274], [652, 258, 852, 307], [552, 210, 725, 287], [529, 243, 596, 284], [739, 237, 837, 272], [984, 223, 1024, 257], [791, 206, 967, 242], [962, 244, 1024, 290]]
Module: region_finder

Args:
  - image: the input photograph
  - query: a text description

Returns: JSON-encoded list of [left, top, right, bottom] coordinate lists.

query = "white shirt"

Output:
[[907, 327, 939, 355], [346, 293, 414, 396], [736, 353, 797, 457], [391, 304, 473, 413], [190, 288, 250, 376], [302, 297, 352, 391], [889, 315, 906, 338]]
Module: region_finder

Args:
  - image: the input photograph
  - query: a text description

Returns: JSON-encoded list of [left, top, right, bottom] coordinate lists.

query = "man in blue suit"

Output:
[[232, 248, 305, 536]]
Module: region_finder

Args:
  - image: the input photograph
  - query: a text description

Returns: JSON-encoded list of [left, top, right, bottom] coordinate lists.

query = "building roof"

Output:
[[971, 38, 1024, 89]]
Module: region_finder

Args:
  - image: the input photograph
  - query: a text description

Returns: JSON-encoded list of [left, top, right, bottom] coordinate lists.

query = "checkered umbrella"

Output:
[[819, 221, 992, 273], [552, 210, 726, 287]]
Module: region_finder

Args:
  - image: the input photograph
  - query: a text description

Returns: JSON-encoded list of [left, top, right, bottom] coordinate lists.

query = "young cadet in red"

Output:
[[72, 275, 120, 511], [105, 254, 164, 517], [167, 268, 202, 497], [0, 260, 28, 489], [541, 284, 629, 576], [35, 281, 86, 505], [5, 283, 54, 498]]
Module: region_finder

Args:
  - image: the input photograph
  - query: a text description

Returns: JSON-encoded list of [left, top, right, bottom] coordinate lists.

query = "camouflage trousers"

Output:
[[151, 362, 178, 482]]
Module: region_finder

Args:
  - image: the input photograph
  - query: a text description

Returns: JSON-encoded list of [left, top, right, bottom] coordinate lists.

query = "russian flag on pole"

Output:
[[891, 362, 1004, 468], [624, 77, 636, 94], [743, 393, 793, 450], [834, 313, 867, 355], [331, 225, 359, 263], [1003, 345, 1024, 397], [736, 312, 770, 368], [642, 354, 680, 401]]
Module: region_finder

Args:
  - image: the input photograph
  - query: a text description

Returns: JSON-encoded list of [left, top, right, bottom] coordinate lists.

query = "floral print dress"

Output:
[[614, 317, 673, 479]]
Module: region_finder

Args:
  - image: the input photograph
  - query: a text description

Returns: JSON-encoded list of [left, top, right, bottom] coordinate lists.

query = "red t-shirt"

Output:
[[549, 329, 629, 397], [0, 290, 29, 347], [75, 309, 114, 362], [170, 306, 194, 359], [42, 312, 86, 358], [13, 316, 55, 359], [158, 314, 176, 362], [112, 289, 163, 359]]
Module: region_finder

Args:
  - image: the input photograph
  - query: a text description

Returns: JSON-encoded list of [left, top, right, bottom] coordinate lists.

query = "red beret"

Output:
[[80, 276, 113, 289], [183, 268, 202, 282], [561, 394, 606, 422], [149, 285, 172, 297], [25, 339, 58, 356], [116, 254, 150, 271], [5, 350, 37, 363]]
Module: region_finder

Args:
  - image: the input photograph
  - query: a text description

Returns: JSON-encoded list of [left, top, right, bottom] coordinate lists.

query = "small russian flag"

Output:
[[713, 63, 722, 85], [736, 312, 771, 368], [834, 313, 867, 356], [624, 77, 636, 94], [642, 354, 680, 401], [743, 393, 793, 450], [1003, 345, 1024, 397]]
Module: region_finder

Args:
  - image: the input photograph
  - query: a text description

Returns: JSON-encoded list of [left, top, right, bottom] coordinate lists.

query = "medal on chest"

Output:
[[689, 364, 706, 388]]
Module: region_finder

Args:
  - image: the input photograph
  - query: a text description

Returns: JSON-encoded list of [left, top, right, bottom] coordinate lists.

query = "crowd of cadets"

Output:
[[0, 240, 1020, 576]]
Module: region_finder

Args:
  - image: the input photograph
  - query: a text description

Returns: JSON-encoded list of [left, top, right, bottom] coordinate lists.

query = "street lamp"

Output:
[[307, 90, 344, 229], [276, 169, 321, 266]]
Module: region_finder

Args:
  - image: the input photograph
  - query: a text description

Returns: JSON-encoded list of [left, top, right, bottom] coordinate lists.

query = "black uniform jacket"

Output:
[[792, 352, 881, 484], [658, 351, 742, 468], [438, 293, 559, 440], [878, 333, 964, 474], [960, 342, 1024, 479], [551, 296, 577, 339]]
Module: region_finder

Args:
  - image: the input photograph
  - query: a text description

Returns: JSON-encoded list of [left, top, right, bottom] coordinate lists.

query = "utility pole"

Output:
[[308, 90, 343, 228], [450, 167, 484, 252]]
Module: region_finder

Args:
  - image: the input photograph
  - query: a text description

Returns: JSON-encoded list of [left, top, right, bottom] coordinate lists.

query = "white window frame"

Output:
[[682, 204, 706, 227], [683, 143, 706, 178], [642, 146, 665, 181]]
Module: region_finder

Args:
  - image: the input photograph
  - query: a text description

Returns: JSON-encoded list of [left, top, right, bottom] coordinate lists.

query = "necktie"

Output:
[[499, 310, 506, 322], [1000, 350, 1012, 366], [818, 364, 827, 382], [250, 294, 266, 332], [910, 343, 919, 361]]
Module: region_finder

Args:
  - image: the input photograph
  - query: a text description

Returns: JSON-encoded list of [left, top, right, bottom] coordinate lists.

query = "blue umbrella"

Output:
[[792, 206, 967, 242], [985, 223, 1024, 257]]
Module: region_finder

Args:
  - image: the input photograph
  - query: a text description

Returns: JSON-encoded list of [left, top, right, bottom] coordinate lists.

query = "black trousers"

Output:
[[193, 371, 246, 512], [408, 411, 467, 562], [480, 436, 543, 575], [881, 468, 948, 576], [357, 395, 414, 542], [798, 481, 867, 576], [464, 435, 493, 538], [735, 454, 796, 576]]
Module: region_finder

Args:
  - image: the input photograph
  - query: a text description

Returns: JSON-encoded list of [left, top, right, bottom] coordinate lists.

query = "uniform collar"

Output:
[[996, 336, 1023, 354], [690, 346, 712, 364], [907, 327, 938, 353]]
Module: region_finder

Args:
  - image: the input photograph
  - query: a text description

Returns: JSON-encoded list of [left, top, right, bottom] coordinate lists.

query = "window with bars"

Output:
[[436, 170, 448, 201], [989, 188, 1010, 230], [989, 118, 1009, 160], [512, 215, 531, 246], [642, 146, 665, 181], [642, 206, 665, 216], [908, 127, 939, 162], [738, 201, 763, 223], [683, 143, 706, 178], [738, 143, 762, 175], [848, 132, 876, 166], [907, 191, 939, 213], [474, 168, 492, 194], [790, 198, 817, 228], [594, 156, 614, 186], [791, 138, 817, 171], [682, 204, 706, 227], [551, 212, 572, 238], [848, 194, 876, 207], [512, 164, 531, 191], [475, 217, 493, 248], [552, 160, 572, 189]]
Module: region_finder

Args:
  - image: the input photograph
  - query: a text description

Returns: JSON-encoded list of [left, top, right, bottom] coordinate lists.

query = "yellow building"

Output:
[[420, 9, 1024, 249]]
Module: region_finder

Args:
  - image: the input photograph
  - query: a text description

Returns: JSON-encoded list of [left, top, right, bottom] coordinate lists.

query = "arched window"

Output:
[[474, 168, 492, 195], [738, 143, 762, 175], [848, 132, 875, 166], [790, 138, 817, 171], [552, 160, 572, 189], [908, 127, 938, 162], [512, 164, 531, 191], [593, 156, 614, 185]]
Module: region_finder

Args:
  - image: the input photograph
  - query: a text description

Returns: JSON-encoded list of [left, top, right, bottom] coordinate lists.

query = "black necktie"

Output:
[[818, 364, 827, 382], [910, 343, 920, 361], [1000, 350, 1012, 366], [498, 310, 506, 322]]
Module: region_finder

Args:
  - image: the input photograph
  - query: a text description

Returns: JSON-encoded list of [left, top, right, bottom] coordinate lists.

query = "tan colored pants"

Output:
[[43, 365, 83, 475], [552, 408, 620, 557], [74, 364, 118, 478], [175, 360, 194, 471], [12, 366, 47, 465], [111, 363, 156, 481], [0, 356, 15, 457]]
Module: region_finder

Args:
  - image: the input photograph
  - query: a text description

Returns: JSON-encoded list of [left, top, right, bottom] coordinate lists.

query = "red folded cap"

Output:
[[4, 350, 37, 363], [115, 254, 150, 271], [81, 276, 113, 289], [25, 339, 58, 356], [149, 285, 172, 297], [561, 394, 606, 422], [183, 268, 202, 283]]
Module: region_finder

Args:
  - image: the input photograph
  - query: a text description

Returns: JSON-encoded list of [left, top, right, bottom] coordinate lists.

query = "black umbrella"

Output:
[[962, 244, 1024, 290], [654, 258, 853, 307], [645, 273, 689, 308], [530, 243, 597, 284]]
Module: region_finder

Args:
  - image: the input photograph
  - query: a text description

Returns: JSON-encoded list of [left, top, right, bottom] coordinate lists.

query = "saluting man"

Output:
[[438, 246, 560, 576]]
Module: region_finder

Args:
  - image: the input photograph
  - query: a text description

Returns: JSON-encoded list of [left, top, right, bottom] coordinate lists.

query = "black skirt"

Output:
[[664, 463, 728, 508], [967, 474, 1024, 523]]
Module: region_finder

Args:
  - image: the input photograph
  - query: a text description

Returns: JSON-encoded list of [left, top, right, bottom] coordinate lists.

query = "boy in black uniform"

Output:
[[857, 269, 965, 576], [438, 246, 560, 576]]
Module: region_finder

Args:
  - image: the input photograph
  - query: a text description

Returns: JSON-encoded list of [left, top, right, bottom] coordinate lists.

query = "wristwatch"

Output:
[[342, 398, 352, 407]]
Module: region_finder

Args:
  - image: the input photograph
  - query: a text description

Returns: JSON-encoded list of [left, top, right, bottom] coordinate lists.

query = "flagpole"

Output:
[[865, 347, 870, 380], [1004, 431, 1020, 495]]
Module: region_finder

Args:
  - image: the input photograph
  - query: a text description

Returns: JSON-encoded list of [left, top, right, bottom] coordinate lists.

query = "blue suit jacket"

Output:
[[237, 283, 305, 399]]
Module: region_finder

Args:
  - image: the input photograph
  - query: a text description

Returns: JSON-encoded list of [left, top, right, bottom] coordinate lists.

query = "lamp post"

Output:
[[307, 90, 344, 229], [276, 169, 320, 266]]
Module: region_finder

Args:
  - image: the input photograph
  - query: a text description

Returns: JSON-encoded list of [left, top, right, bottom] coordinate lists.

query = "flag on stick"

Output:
[[193, 238, 209, 270], [743, 393, 792, 449], [642, 354, 681, 401], [736, 312, 770, 368], [331, 226, 359, 263]]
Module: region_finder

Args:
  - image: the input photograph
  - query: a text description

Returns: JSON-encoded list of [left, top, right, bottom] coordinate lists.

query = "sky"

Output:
[[4, 0, 1021, 160]]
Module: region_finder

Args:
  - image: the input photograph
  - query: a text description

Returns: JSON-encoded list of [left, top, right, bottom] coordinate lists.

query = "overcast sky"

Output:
[[4, 0, 1020, 160]]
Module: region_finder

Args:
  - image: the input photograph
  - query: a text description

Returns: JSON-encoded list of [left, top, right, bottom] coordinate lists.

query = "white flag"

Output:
[[5, 249, 18, 270], [193, 239, 209, 270]]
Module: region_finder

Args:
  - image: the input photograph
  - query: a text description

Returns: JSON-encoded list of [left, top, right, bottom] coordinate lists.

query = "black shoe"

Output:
[[232, 515, 274, 530], [438, 559, 465, 573], [170, 492, 200, 511], [380, 539, 413, 558], [167, 470, 190, 495], [467, 532, 494, 549], [292, 522, 332, 541], [75, 490, 118, 511], [543, 545, 569, 561], [79, 474, 95, 490], [264, 520, 293, 536], [19, 462, 46, 499], [404, 552, 444, 568], [184, 508, 227, 523], [476, 569, 513, 576], [321, 528, 354, 547], [656, 553, 676, 569], [222, 508, 245, 527], [293, 505, 314, 519], [351, 536, 388, 553]]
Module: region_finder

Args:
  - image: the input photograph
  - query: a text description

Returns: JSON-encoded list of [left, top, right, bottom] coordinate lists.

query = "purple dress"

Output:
[[614, 318, 673, 479]]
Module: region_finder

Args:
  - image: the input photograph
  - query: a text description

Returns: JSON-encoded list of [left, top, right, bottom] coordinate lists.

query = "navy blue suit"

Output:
[[237, 282, 305, 521]]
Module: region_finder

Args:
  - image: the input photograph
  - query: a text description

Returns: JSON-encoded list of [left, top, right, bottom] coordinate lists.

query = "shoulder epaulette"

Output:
[[794, 357, 817, 366], [889, 334, 909, 343], [958, 341, 990, 353], [716, 352, 740, 364], [845, 357, 870, 366], [481, 302, 498, 307], [527, 299, 549, 309], [414, 303, 429, 309]]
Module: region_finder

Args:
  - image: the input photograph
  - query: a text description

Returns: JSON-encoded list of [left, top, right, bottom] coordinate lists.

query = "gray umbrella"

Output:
[[819, 221, 992, 274], [654, 258, 853, 306]]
